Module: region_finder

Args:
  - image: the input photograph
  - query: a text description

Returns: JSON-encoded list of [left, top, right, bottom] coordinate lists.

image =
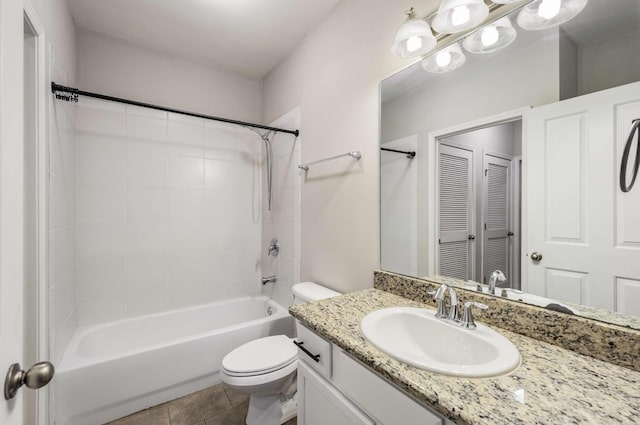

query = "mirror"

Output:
[[380, 0, 640, 329]]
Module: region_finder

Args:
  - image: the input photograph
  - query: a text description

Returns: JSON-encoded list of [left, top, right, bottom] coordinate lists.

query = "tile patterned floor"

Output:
[[104, 384, 297, 425]]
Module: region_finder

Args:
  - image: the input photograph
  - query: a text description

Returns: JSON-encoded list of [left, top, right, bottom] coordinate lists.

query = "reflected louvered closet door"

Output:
[[438, 144, 474, 281], [483, 155, 512, 284]]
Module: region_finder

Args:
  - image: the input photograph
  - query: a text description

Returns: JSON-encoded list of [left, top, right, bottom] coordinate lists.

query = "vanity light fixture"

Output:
[[517, 0, 589, 30], [462, 17, 517, 54], [421, 42, 466, 73], [431, 0, 489, 34], [391, 7, 437, 58]]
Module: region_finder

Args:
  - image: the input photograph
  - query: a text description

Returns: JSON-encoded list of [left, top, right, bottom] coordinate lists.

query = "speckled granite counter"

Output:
[[290, 289, 640, 425]]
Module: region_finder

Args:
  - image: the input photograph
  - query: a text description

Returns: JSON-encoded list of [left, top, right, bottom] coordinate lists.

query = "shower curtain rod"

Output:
[[51, 82, 300, 137], [381, 147, 416, 158]]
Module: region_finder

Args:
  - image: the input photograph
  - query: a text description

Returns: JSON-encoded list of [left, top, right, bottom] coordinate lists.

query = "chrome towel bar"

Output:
[[298, 151, 361, 171]]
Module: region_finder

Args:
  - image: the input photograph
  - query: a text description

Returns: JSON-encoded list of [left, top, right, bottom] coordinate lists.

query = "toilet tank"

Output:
[[292, 282, 340, 305]]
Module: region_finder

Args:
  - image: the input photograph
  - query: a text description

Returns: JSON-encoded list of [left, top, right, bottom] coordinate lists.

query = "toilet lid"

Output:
[[222, 335, 297, 375]]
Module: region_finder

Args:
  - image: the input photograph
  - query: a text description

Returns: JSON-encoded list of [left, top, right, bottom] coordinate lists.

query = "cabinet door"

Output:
[[332, 348, 443, 425], [297, 361, 375, 425]]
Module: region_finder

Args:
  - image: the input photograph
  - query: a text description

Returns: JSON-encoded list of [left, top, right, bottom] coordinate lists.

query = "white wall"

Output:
[[262, 0, 428, 293], [74, 97, 264, 325], [30, 0, 76, 82], [76, 29, 262, 122], [380, 136, 418, 276], [261, 108, 302, 307], [579, 27, 640, 96], [29, 0, 78, 368]]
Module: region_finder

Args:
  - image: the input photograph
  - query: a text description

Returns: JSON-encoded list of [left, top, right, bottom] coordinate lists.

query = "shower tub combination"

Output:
[[55, 296, 292, 425]]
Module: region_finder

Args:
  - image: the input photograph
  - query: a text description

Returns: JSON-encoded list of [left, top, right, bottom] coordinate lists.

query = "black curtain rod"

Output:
[[381, 147, 416, 158], [51, 82, 299, 137]]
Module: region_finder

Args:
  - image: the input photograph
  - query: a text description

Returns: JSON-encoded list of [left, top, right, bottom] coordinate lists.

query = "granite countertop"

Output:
[[290, 288, 640, 425]]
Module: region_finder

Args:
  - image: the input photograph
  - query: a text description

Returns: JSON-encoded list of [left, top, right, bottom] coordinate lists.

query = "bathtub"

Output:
[[54, 295, 293, 425]]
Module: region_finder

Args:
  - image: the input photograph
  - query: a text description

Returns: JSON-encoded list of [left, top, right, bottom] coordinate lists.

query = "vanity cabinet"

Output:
[[295, 322, 448, 425], [298, 361, 375, 425]]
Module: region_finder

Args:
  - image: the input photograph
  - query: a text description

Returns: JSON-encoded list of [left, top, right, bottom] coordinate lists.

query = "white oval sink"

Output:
[[361, 307, 520, 378]]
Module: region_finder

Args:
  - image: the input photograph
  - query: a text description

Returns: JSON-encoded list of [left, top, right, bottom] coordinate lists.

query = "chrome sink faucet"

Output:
[[430, 283, 488, 329], [429, 283, 459, 322], [488, 270, 506, 295]]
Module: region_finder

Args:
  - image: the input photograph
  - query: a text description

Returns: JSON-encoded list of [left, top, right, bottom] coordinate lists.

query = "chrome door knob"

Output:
[[4, 361, 55, 400], [530, 252, 543, 262]]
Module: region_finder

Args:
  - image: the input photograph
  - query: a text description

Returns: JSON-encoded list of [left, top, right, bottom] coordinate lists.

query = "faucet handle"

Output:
[[500, 288, 523, 298], [459, 301, 488, 329]]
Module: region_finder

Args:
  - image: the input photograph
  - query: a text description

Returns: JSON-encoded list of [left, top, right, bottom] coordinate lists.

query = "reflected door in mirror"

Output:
[[438, 144, 474, 280], [525, 81, 640, 314]]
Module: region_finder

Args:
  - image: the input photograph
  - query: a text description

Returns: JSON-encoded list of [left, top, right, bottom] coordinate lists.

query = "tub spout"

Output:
[[262, 276, 277, 285]]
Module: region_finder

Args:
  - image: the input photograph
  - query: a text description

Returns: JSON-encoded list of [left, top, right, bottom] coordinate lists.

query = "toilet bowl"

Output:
[[220, 282, 340, 425]]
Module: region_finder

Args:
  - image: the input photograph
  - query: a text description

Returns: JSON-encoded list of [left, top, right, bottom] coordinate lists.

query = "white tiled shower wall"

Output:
[[261, 108, 301, 308], [49, 67, 78, 364], [75, 97, 264, 325]]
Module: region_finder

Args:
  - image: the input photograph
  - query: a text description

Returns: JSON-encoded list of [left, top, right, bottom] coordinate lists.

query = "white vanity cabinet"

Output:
[[298, 361, 375, 425], [295, 322, 449, 425]]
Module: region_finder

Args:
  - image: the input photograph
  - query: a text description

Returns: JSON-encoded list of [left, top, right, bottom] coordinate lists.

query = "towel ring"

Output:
[[620, 119, 640, 193]]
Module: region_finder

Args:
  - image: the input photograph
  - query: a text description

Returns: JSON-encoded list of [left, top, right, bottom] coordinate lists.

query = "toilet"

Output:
[[220, 282, 340, 425]]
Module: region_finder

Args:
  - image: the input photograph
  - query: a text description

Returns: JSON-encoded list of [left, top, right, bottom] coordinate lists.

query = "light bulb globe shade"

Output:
[[391, 18, 437, 57], [462, 17, 517, 54], [421, 42, 466, 73], [432, 0, 490, 34], [481, 25, 500, 46], [517, 0, 589, 31], [436, 51, 452, 67]]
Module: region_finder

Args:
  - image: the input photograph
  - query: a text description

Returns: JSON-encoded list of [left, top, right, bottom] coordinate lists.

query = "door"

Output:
[[482, 154, 512, 285], [525, 81, 640, 311], [0, 0, 26, 423], [297, 362, 374, 425], [437, 144, 474, 281]]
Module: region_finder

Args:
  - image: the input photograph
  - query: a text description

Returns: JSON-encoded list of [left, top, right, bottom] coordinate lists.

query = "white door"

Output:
[[297, 362, 374, 425], [0, 0, 26, 423], [437, 144, 475, 281], [525, 81, 640, 312], [482, 154, 512, 285]]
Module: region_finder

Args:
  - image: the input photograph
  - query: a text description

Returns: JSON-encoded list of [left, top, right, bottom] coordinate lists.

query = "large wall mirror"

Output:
[[380, 0, 640, 329]]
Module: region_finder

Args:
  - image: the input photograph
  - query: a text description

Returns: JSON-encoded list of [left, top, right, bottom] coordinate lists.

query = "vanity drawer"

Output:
[[333, 347, 444, 425], [295, 321, 332, 378]]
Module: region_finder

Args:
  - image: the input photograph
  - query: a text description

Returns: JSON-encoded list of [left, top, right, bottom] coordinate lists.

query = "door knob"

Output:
[[530, 252, 543, 262], [4, 361, 55, 400], [468, 234, 476, 240]]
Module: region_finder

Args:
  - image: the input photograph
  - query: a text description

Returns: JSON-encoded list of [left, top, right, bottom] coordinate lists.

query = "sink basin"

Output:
[[361, 307, 520, 378]]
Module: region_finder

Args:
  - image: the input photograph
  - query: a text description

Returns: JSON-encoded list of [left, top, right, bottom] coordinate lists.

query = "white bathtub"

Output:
[[54, 296, 293, 425]]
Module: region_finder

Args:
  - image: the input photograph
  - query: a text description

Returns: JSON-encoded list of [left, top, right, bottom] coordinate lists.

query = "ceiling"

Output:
[[68, 0, 341, 80]]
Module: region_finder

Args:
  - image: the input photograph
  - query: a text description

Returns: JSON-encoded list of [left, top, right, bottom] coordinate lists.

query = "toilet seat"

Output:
[[222, 335, 297, 377]]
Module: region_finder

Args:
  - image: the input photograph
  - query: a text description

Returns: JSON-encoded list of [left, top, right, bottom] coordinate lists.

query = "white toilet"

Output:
[[220, 282, 340, 425]]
